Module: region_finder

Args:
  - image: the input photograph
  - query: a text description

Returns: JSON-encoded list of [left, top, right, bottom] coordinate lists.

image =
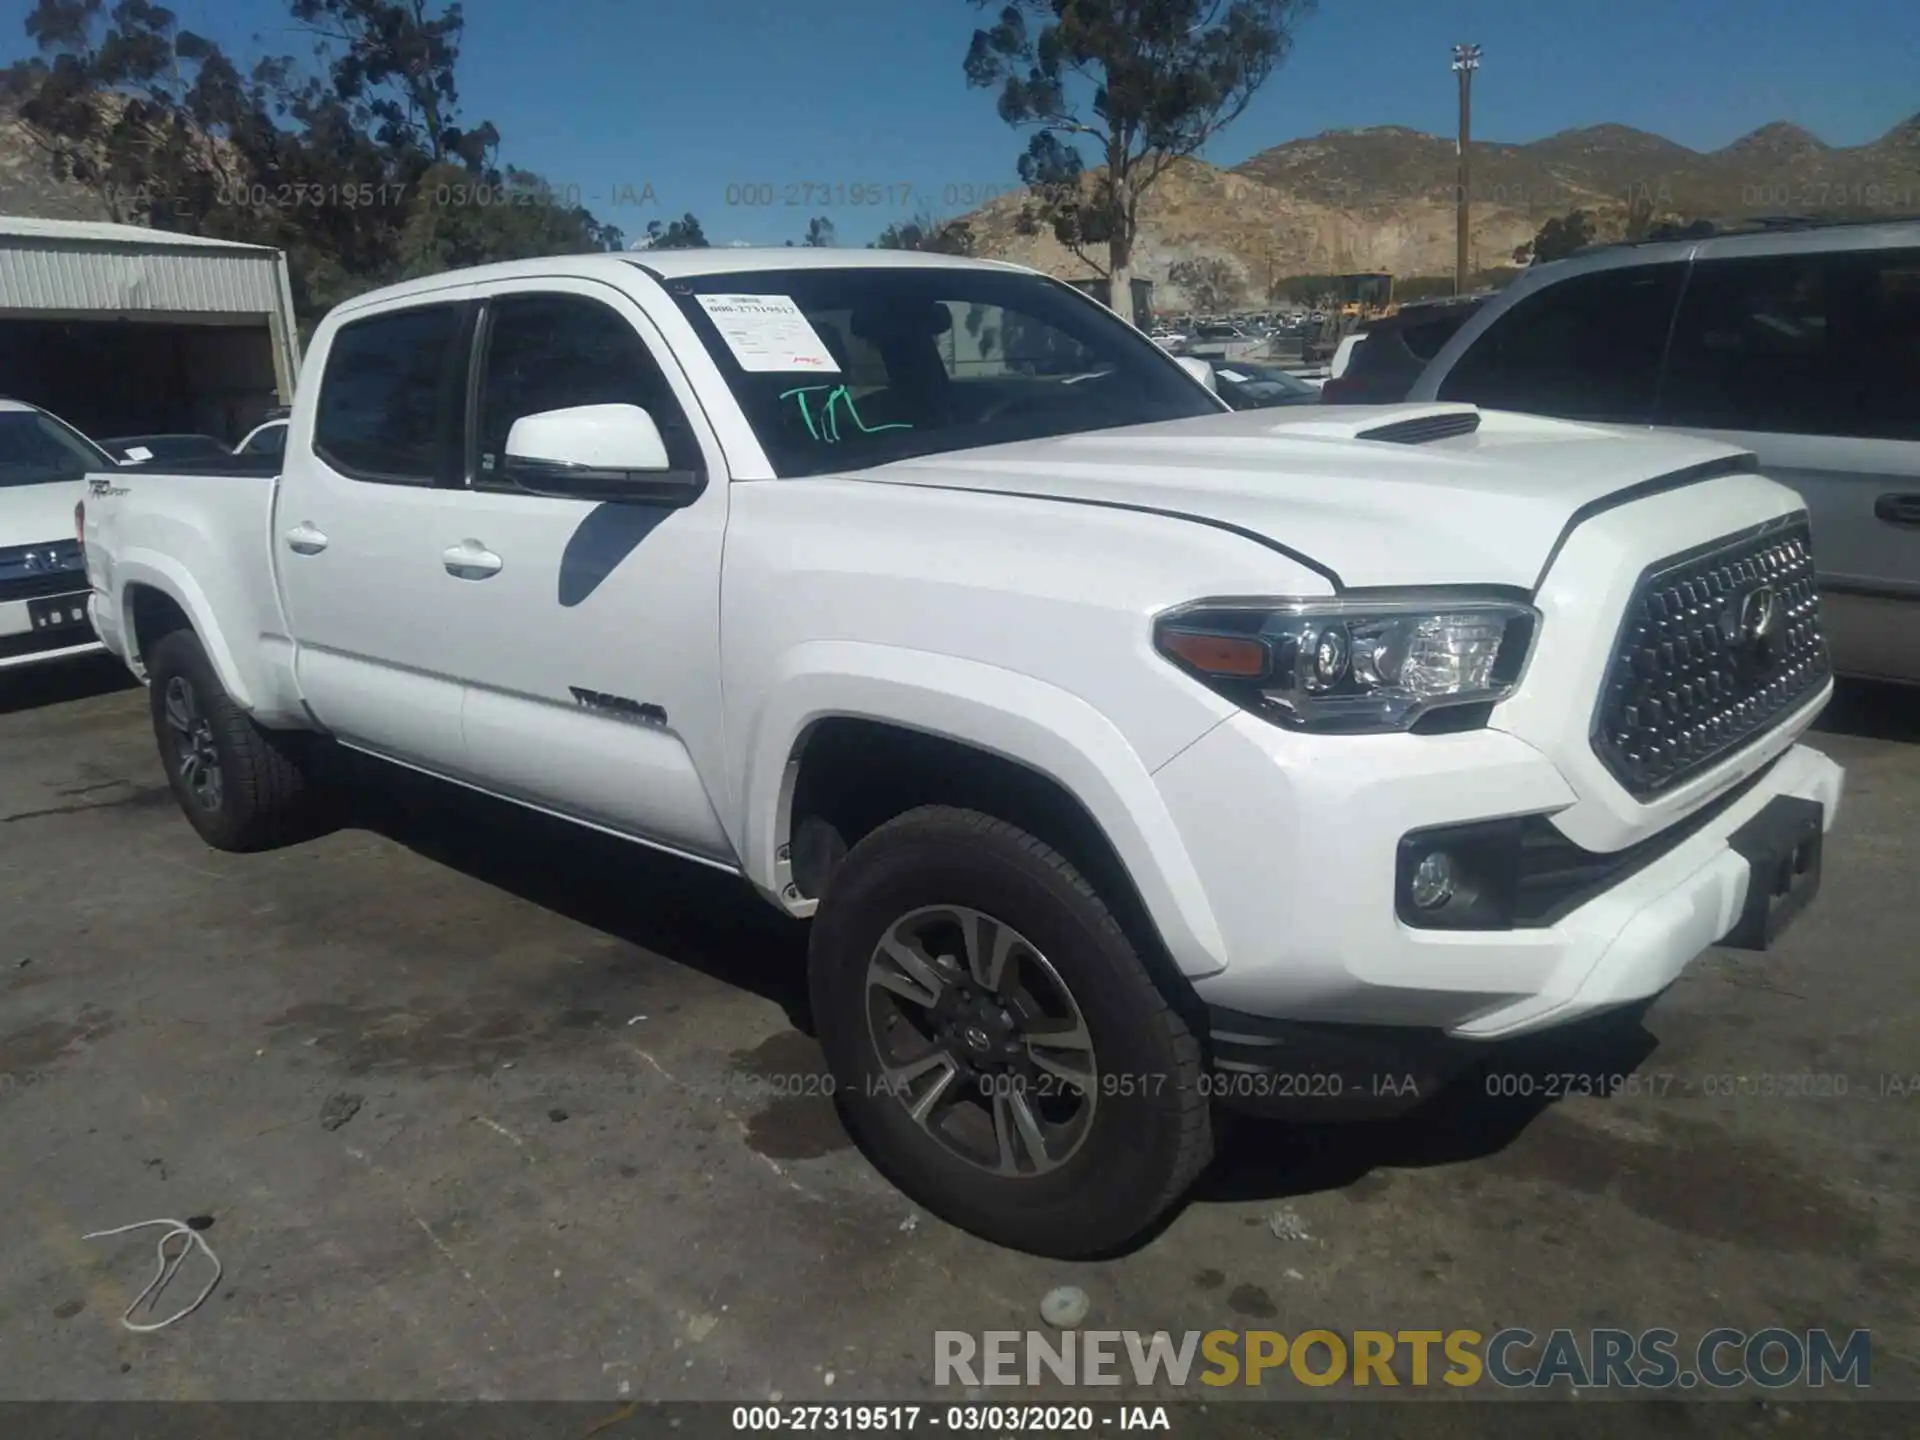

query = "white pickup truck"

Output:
[[80, 248, 1843, 1256]]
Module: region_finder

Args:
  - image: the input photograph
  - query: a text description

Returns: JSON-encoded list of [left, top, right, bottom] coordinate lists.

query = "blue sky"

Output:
[[9, 0, 1915, 246]]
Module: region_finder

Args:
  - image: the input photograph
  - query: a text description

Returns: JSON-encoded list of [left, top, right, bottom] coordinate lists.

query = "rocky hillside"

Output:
[[0, 107, 117, 221], [963, 114, 1920, 307]]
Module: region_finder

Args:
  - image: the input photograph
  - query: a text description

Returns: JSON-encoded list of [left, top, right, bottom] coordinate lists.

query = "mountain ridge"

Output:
[[957, 113, 1920, 306], [4, 103, 1916, 310]]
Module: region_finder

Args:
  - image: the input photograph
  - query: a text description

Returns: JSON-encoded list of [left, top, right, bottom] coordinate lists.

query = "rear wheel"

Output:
[[810, 805, 1211, 1257], [146, 629, 317, 852]]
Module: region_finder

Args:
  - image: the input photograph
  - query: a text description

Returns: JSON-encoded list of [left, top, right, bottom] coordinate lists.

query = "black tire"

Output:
[[146, 628, 316, 852], [810, 805, 1211, 1257]]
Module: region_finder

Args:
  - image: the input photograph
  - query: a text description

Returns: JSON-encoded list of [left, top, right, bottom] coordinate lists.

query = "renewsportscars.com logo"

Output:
[[934, 1327, 1873, 1390]]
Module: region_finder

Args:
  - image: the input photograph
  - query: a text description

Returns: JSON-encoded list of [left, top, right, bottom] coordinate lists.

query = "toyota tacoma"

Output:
[[79, 249, 1843, 1256]]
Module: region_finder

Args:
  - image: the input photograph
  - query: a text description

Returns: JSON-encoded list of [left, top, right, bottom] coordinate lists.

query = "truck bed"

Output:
[[81, 463, 307, 723], [112, 452, 283, 479]]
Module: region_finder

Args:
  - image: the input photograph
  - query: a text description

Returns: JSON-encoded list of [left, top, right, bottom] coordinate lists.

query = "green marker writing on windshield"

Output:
[[779, 384, 914, 442]]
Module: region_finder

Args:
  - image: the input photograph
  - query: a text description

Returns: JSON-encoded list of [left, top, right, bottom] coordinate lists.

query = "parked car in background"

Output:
[[235, 417, 290, 458], [102, 433, 236, 467], [0, 397, 109, 670], [1212, 361, 1322, 410], [1185, 322, 1265, 362], [1410, 218, 1920, 684], [1321, 295, 1488, 405], [80, 248, 1843, 1255], [1189, 322, 1251, 342]]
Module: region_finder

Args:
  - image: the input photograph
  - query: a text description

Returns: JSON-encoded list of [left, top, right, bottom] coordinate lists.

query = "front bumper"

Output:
[[1151, 701, 1842, 1044]]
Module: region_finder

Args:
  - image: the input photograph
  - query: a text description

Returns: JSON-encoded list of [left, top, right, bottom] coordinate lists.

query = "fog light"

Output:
[[1409, 851, 1456, 910]]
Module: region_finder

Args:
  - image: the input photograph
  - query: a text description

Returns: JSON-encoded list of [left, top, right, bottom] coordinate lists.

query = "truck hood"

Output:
[[849, 404, 1756, 591], [0, 476, 87, 549]]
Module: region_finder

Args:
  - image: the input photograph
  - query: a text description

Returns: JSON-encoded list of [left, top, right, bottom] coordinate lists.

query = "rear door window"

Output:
[[314, 303, 470, 485], [1437, 263, 1687, 422], [1659, 247, 1920, 441]]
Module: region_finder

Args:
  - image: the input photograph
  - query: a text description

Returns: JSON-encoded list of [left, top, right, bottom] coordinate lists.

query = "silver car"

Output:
[[1409, 218, 1919, 684]]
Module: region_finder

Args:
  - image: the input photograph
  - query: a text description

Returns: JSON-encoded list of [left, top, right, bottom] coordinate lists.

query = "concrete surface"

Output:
[[0, 655, 1914, 1414]]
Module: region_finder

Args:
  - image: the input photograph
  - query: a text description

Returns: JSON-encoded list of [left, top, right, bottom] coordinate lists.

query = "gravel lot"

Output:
[[0, 655, 1914, 1416]]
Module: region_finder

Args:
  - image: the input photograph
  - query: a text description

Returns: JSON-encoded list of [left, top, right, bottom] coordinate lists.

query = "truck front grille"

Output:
[[1593, 516, 1829, 798]]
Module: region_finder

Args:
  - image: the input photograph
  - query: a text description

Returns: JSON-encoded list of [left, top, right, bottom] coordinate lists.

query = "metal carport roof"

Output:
[[0, 215, 293, 318]]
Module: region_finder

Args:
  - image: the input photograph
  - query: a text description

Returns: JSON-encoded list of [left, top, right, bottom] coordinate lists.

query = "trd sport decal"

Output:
[[568, 686, 668, 727]]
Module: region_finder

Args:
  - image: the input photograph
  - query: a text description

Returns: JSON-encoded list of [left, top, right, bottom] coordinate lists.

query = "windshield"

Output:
[[660, 266, 1223, 477], [1216, 364, 1318, 408], [0, 409, 110, 488]]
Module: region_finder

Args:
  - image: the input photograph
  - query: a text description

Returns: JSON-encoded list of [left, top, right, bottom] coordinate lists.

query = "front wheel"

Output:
[[146, 628, 318, 852], [809, 806, 1211, 1257]]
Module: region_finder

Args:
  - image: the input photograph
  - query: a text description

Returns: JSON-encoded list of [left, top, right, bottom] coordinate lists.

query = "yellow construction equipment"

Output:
[[1303, 273, 1397, 365], [1336, 272, 1396, 321]]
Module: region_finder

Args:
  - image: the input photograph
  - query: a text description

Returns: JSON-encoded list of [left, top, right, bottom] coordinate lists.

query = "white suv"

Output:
[[1411, 218, 1920, 684], [1, 398, 110, 671]]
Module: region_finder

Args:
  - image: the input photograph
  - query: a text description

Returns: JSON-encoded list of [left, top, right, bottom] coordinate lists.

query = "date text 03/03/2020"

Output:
[[718, 1070, 1419, 1104]]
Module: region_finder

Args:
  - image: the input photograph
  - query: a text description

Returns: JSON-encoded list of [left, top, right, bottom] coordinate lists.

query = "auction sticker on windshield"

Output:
[[695, 294, 842, 372]]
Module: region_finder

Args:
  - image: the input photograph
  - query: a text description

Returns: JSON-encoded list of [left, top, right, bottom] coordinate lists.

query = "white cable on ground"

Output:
[[82, 1217, 222, 1332]]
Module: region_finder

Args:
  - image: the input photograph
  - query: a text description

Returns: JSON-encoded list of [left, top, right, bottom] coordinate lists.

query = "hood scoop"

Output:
[[1249, 402, 1483, 446], [1356, 410, 1482, 444]]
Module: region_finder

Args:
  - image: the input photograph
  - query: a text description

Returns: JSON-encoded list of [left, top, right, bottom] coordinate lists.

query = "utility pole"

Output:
[[1452, 43, 1481, 296]]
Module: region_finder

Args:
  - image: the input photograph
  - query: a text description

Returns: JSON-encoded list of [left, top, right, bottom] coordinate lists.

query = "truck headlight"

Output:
[[1154, 596, 1538, 733]]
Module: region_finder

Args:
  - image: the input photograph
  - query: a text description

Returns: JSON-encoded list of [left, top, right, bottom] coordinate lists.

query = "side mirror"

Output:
[[501, 403, 704, 504], [1175, 356, 1217, 393]]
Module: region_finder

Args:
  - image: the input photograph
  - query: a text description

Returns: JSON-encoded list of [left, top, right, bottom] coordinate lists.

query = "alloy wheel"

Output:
[[163, 675, 223, 812], [864, 905, 1099, 1177]]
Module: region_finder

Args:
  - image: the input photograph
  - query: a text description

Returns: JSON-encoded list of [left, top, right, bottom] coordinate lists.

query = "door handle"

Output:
[[1874, 494, 1920, 529], [284, 522, 329, 555], [442, 540, 503, 579]]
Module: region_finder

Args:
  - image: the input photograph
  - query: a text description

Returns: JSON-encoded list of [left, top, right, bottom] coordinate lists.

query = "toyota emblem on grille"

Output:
[[1725, 582, 1782, 660]]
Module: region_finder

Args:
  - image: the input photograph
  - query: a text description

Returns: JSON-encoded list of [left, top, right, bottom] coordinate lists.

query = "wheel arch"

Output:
[[737, 643, 1228, 982], [117, 562, 254, 709]]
